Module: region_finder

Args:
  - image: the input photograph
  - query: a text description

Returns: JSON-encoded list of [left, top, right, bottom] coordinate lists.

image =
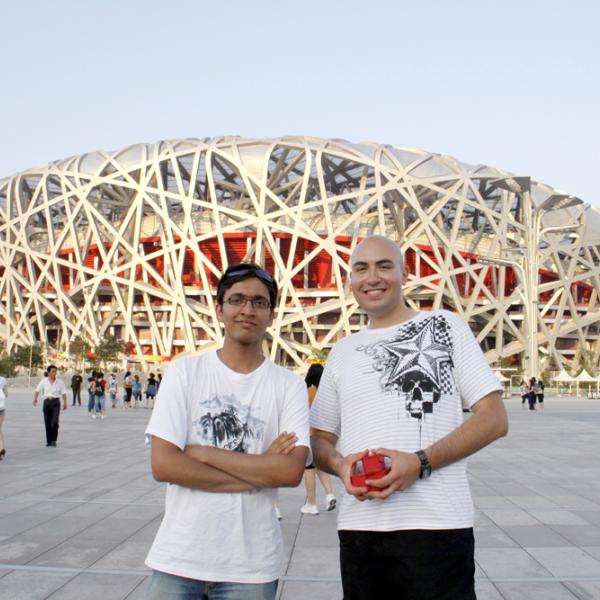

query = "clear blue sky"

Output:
[[2, 0, 599, 207]]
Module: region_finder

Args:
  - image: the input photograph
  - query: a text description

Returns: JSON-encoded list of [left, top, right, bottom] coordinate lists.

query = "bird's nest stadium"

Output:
[[0, 136, 599, 376]]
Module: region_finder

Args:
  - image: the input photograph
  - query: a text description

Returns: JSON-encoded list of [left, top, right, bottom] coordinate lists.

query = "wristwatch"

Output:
[[415, 449, 432, 479]]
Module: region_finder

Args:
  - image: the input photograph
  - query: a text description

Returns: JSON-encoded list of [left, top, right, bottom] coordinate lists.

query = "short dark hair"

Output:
[[47, 365, 57, 372], [305, 363, 324, 388], [217, 263, 278, 308]]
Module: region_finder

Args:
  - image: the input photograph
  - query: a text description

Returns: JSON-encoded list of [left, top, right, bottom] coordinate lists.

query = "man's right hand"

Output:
[[332, 450, 371, 501]]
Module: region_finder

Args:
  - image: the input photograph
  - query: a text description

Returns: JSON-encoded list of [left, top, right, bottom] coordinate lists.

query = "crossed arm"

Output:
[[312, 390, 508, 500], [151, 432, 308, 493]]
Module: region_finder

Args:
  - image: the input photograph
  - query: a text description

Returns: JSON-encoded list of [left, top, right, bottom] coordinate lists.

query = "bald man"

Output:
[[311, 235, 508, 600]]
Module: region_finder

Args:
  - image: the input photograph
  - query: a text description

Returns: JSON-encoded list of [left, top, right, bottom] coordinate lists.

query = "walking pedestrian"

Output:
[[70, 373, 82, 406], [300, 363, 336, 515], [108, 373, 118, 408], [520, 379, 528, 409], [132, 375, 142, 407], [33, 365, 68, 447], [92, 372, 107, 419], [0, 375, 7, 460], [87, 370, 97, 414], [145, 373, 157, 409], [123, 371, 133, 408], [535, 379, 545, 411], [528, 377, 537, 411]]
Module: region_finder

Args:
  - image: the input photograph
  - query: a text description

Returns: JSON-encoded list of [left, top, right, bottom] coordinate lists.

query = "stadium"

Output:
[[0, 136, 599, 377]]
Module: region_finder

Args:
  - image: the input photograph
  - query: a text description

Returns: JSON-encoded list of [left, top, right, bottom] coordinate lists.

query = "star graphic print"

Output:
[[357, 315, 455, 428]]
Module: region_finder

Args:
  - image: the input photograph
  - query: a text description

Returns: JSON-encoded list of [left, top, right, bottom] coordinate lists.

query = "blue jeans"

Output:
[[145, 571, 278, 600], [94, 394, 106, 412]]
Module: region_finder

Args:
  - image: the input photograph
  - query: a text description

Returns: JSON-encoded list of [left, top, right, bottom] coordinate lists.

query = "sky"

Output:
[[1, 0, 599, 207]]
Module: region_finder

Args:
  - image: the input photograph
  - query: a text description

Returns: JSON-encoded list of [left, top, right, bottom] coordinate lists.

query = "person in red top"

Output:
[[91, 372, 107, 419]]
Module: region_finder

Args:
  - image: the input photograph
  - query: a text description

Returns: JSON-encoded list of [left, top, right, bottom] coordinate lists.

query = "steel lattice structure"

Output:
[[1, 136, 599, 373]]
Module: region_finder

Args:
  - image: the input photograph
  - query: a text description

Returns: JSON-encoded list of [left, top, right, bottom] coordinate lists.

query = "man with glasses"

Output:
[[144, 263, 310, 600], [33, 365, 68, 447]]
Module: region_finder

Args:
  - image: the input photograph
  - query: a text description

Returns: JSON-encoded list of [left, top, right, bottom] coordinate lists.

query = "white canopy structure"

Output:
[[553, 369, 577, 382], [573, 370, 598, 397], [574, 370, 597, 383]]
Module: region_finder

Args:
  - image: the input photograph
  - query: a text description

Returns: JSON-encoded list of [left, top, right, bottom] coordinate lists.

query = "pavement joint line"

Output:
[[1, 565, 600, 585], [4, 496, 598, 512], [0, 496, 163, 507]]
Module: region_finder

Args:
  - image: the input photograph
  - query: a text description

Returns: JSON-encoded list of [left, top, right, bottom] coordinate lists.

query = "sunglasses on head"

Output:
[[221, 265, 275, 285]]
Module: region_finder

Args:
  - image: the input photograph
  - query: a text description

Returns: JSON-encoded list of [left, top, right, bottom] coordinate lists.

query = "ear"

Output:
[[215, 300, 223, 322], [401, 263, 409, 285]]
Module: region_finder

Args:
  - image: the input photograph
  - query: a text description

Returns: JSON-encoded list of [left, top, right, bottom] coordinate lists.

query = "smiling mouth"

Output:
[[363, 289, 386, 296]]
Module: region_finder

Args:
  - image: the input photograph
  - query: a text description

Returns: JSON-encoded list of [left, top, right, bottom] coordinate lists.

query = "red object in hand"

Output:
[[350, 452, 391, 492]]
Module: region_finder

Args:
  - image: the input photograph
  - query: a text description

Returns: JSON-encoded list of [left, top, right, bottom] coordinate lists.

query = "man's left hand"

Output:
[[363, 448, 421, 499]]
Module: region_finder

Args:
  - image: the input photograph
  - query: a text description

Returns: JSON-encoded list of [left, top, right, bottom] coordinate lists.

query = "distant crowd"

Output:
[[71, 369, 163, 417], [520, 377, 545, 411]]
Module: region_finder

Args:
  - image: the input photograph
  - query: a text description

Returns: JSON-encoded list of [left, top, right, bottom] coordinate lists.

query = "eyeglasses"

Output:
[[223, 294, 272, 310]]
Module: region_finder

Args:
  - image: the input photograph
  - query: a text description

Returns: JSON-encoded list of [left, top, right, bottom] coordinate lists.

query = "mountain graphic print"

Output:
[[192, 392, 265, 453]]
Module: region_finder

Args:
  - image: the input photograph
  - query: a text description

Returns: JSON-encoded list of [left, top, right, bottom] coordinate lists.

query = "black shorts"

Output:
[[339, 528, 476, 600], [536, 394, 544, 403]]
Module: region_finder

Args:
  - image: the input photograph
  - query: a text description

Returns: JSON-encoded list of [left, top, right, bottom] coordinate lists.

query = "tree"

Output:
[[0, 354, 16, 377], [94, 335, 126, 368], [11, 343, 44, 369], [71, 336, 92, 368]]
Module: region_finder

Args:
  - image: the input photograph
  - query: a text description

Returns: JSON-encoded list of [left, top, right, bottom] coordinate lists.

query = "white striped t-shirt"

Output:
[[310, 309, 503, 532]]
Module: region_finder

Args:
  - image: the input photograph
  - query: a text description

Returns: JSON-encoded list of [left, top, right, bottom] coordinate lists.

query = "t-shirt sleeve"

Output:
[[144, 360, 189, 450], [279, 373, 310, 450], [450, 313, 503, 408], [309, 351, 341, 437]]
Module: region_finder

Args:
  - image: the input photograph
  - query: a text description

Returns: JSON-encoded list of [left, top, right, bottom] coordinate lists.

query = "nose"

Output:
[[364, 267, 382, 285], [239, 299, 257, 313]]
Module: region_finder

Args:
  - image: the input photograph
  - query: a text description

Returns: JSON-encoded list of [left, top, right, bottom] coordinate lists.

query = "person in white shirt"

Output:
[[0, 375, 8, 460], [144, 263, 309, 600], [33, 365, 68, 447], [310, 235, 509, 600]]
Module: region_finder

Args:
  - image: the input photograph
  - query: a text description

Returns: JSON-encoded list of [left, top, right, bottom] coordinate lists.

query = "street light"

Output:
[[483, 178, 584, 379]]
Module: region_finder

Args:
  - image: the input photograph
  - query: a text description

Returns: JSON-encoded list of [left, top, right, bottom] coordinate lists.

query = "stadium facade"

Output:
[[0, 136, 599, 376]]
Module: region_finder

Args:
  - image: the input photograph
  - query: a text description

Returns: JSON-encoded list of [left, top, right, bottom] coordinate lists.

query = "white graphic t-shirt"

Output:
[[310, 310, 503, 532], [145, 351, 309, 583]]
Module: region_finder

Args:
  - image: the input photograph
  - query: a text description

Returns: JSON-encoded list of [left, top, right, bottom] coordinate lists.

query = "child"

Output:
[[132, 375, 142, 408]]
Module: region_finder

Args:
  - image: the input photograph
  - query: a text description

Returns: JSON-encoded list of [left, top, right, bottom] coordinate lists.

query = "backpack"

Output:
[[94, 381, 105, 396]]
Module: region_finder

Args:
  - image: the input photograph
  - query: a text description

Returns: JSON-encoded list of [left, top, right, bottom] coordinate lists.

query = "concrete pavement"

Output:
[[1, 389, 599, 599]]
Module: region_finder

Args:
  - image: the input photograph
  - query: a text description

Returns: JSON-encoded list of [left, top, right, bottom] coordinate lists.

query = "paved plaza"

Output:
[[0, 388, 599, 599]]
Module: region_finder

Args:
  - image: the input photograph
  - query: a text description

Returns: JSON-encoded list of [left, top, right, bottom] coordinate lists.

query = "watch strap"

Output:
[[415, 449, 432, 479]]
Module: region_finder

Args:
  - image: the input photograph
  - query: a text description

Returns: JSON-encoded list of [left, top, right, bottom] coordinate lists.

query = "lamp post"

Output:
[[485, 178, 584, 380]]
